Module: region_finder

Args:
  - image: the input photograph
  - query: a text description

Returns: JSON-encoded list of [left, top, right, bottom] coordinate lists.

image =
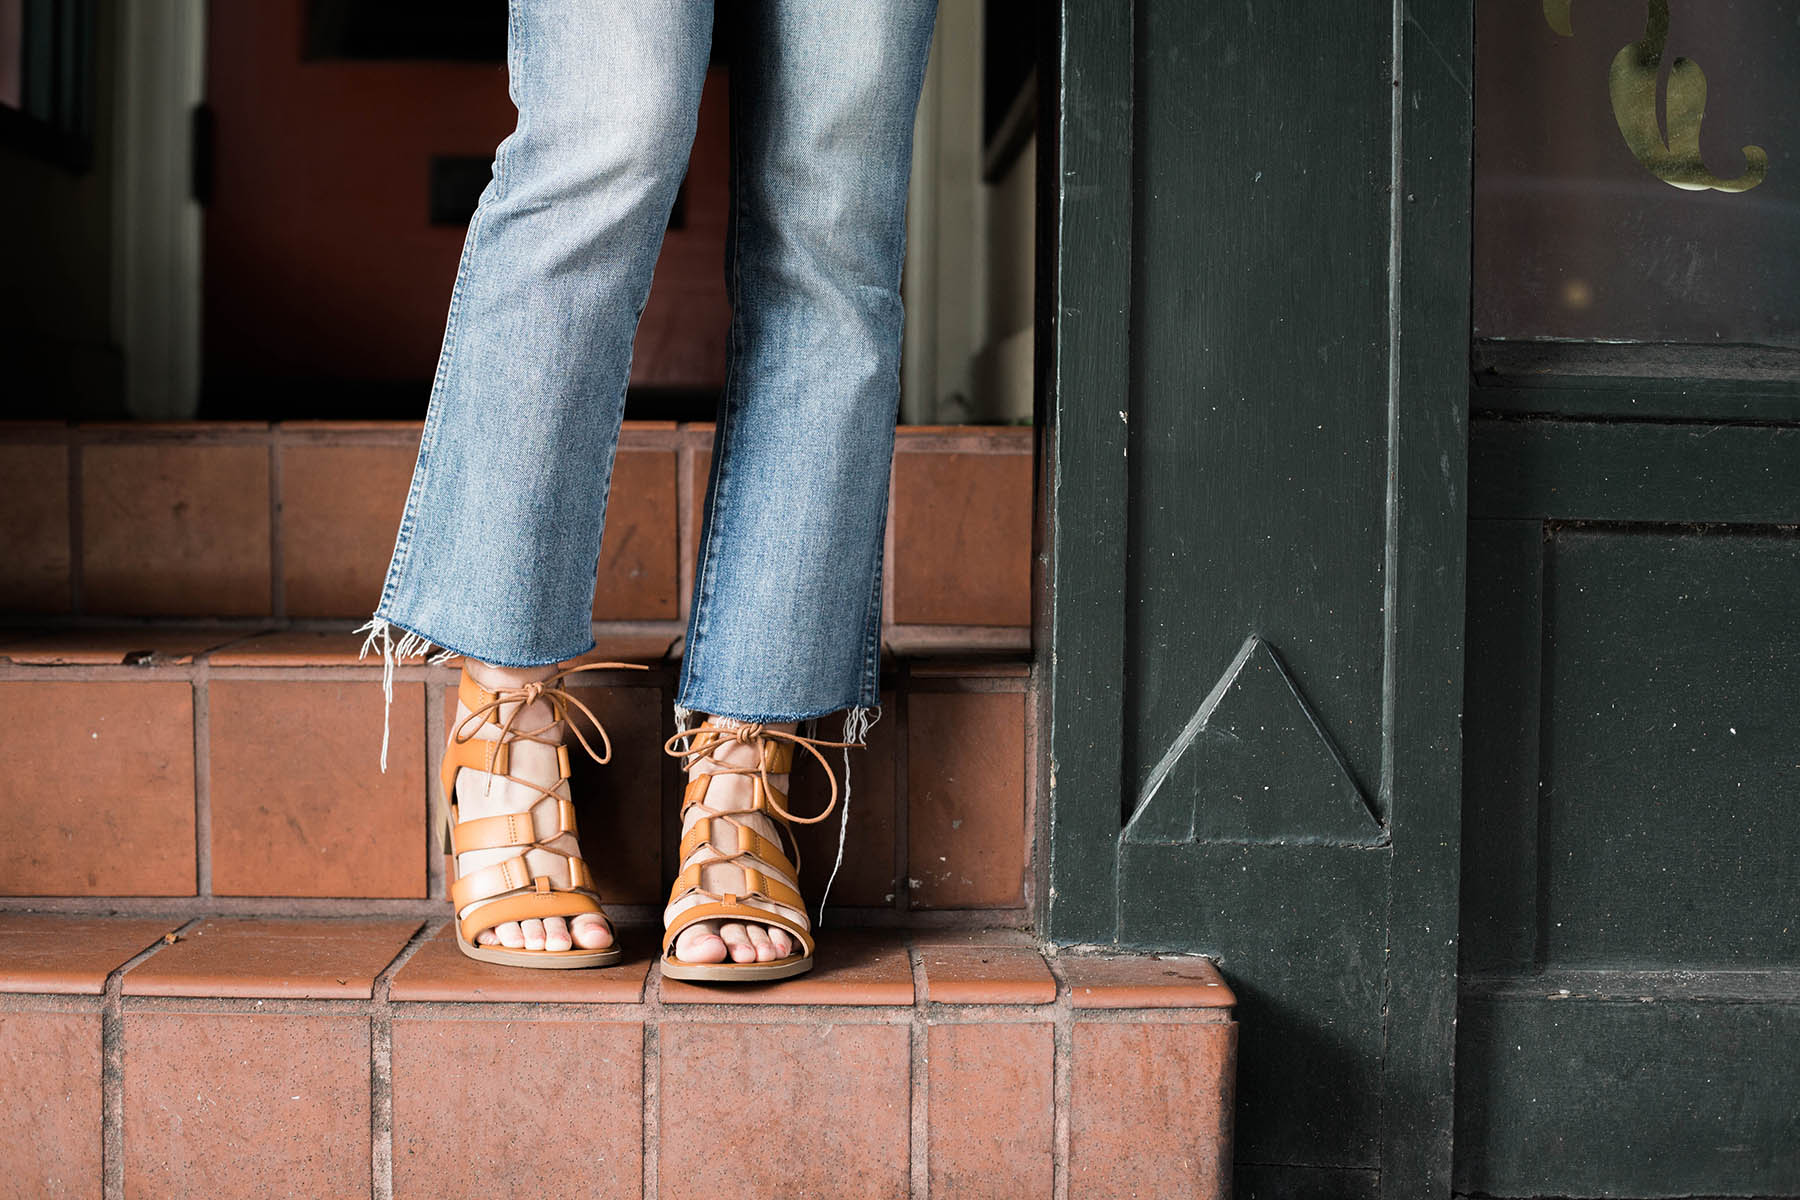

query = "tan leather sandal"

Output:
[[442, 660, 647, 969], [659, 720, 857, 982]]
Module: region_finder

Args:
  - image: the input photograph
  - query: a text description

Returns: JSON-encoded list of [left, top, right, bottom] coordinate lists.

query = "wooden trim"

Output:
[[1377, 0, 1475, 1192], [1040, 0, 1132, 945]]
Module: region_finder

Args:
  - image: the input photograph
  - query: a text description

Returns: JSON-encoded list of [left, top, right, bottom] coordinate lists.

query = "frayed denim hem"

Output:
[[355, 613, 596, 773]]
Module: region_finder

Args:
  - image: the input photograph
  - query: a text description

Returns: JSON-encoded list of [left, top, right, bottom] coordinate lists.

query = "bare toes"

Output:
[[719, 922, 758, 963], [676, 921, 728, 964], [497, 921, 525, 949], [476, 928, 498, 946], [520, 918, 546, 950], [542, 916, 573, 952], [570, 913, 613, 950], [746, 924, 776, 962], [768, 927, 794, 959]]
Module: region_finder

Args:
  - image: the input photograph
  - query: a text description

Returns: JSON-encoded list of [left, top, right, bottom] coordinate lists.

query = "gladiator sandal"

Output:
[[660, 719, 858, 982], [442, 660, 647, 968]]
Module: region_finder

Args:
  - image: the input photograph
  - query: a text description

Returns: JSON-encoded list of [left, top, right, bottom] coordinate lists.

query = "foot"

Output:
[[451, 660, 613, 952], [669, 719, 800, 965]]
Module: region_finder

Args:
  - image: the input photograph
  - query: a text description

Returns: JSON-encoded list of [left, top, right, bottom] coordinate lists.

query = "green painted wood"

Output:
[[1040, 0, 1132, 945], [1454, 995, 1800, 1195], [1235, 1164, 1380, 1200], [1538, 528, 1800, 968], [1378, 1, 1477, 1190], [1470, 419, 1800, 523], [1122, 636, 1383, 847], [1118, 842, 1390, 1168], [1474, 382, 1800, 423], [1459, 520, 1545, 974], [1041, 0, 1473, 1188]]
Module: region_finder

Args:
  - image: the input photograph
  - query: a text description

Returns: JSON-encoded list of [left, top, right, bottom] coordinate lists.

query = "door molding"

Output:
[[1036, 2, 1473, 1194]]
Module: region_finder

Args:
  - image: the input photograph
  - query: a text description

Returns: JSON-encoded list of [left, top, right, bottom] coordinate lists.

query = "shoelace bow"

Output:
[[450, 661, 649, 816], [661, 721, 857, 827]]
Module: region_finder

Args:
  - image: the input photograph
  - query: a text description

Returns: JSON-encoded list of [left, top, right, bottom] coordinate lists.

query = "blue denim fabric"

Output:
[[369, 0, 936, 724]]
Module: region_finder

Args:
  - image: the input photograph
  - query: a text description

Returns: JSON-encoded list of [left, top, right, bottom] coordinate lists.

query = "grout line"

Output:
[[675, 445, 695, 625], [894, 664, 911, 916], [67, 440, 84, 614], [101, 917, 205, 1200], [908, 943, 929, 1199], [369, 920, 435, 1200], [267, 427, 285, 620], [192, 659, 212, 896], [1045, 953, 1073, 1200], [642, 964, 662, 1200]]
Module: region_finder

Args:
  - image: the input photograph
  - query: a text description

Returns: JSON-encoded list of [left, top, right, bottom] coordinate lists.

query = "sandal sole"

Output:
[[454, 926, 624, 969], [661, 954, 814, 983]]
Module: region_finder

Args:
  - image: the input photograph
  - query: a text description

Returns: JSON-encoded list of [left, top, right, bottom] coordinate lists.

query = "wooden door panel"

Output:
[[1456, 995, 1800, 1196], [1459, 412, 1800, 1196]]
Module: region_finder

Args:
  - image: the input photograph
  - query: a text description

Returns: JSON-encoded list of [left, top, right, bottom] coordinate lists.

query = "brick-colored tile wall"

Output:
[[280, 442, 416, 617], [0, 443, 71, 613], [392, 1018, 644, 1200], [0, 680, 197, 896], [0, 1010, 102, 1195], [907, 691, 1028, 909], [0, 920, 1239, 1198], [123, 1012, 372, 1196], [82, 442, 272, 617]]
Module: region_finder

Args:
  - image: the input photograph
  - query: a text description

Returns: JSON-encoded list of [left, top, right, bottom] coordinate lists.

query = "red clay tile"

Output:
[[124, 1012, 370, 1197], [0, 443, 71, 613], [660, 1021, 909, 1200], [0, 680, 197, 897], [787, 689, 898, 908], [1060, 954, 1236, 1009], [209, 679, 426, 897], [892, 448, 1032, 626], [909, 927, 1039, 948], [658, 929, 913, 1006], [0, 1011, 101, 1196], [0, 627, 241, 664], [928, 1022, 1054, 1197], [121, 917, 418, 998], [562, 681, 666, 905], [0, 915, 182, 994], [392, 1017, 643, 1200], [388, 924, 648, 1003], [204, 627, 369, 665], [920, 945, 1054, 1004], [442, 680, 664, 906], [280, 442, 415, 617], [907, 691, 1027, 909], [1070, 1021, 1236, 1199], [908, 658, 1032, 678], [81, 443, 272, 616], [594, 449, 679, 621]]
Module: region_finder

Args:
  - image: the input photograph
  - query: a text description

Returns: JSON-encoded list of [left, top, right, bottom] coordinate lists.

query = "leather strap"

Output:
[[679, 814, 794, 876], [669, 861, 806, 914], [452, 797, 578, 853]]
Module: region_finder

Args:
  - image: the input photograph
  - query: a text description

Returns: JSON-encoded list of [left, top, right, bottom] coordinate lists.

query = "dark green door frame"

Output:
[[1036, 2, 1474, 1195]]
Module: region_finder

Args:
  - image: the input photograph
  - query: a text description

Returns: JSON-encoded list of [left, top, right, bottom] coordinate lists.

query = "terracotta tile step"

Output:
[[0, 635, 1035, 921], [0, 916, 1235, 1199], [0, 420, 1033, 629]]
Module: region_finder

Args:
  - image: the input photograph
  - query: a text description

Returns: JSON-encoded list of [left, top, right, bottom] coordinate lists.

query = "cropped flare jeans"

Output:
[[365, 0, 937, 731]]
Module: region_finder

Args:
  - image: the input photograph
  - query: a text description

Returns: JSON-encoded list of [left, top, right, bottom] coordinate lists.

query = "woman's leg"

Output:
[[667, 0, 938, 965], [368, 1, 713, 950]]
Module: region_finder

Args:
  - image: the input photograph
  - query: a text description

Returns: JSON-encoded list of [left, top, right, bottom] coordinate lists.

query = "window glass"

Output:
[[1474, 1, 1799, 349]]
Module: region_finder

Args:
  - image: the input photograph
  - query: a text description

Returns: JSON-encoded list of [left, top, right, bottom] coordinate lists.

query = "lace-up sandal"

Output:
[[443, 660, 647, 968], [659, 720, 857, 982]]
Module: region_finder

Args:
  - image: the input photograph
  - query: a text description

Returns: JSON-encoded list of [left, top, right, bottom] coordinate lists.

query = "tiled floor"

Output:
[[0, 915, 1236, 1199]]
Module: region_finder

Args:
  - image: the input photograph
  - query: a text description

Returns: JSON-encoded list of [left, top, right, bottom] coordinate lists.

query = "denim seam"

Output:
[[677, 56, 751, 712], [376, 614, 595, 672], [378, 0, 527, 616]]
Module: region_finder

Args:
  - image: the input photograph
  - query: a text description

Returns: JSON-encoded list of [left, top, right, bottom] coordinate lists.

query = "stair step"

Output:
[[0, 629, 1033, 923], [0, 420, 1034, 639], [0, 916, 1235, 1198]]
